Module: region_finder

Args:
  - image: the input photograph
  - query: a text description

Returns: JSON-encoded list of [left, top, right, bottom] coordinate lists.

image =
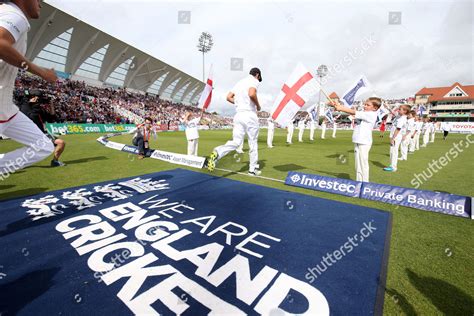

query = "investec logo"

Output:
[[122, 145, 139, 154], [291, 173, 357, 195], [291, 174, 301, 183]]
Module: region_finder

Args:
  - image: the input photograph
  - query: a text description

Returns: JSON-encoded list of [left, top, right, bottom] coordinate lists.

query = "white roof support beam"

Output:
[[158, 72, 181, 96], [26, 9, 58, 60], [170, 78, 191, 100]]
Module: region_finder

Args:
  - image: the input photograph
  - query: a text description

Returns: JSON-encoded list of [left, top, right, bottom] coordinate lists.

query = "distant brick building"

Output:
[[414, 82, 474, 122]]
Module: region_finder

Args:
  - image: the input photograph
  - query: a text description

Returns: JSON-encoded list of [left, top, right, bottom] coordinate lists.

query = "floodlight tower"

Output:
[[197, 32, 214, 82]]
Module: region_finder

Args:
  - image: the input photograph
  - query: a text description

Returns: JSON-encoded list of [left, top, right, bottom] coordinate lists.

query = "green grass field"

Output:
[[1, 129, 473, 315]]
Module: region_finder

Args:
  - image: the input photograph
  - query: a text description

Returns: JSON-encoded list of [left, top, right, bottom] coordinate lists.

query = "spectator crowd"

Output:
[[13, 72, 232, 128]]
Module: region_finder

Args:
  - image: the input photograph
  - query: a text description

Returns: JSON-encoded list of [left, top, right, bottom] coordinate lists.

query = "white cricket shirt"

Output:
[[390, 115, 407, 139], [185, 117, 200, 140], [231, 75, 260, 113], [352, 110, 377, 145], [0, 2, 30, 121]]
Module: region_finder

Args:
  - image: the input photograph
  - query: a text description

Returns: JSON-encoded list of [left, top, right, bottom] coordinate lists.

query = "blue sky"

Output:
[[46, 0, 473, 116]]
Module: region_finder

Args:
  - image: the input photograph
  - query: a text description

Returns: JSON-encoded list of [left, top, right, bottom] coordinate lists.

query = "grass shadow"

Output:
[[0, 185, 16, 190], [0, 188, 49, 201], [273, 164, 306, 172], [385, 288, 417, 315], [64, 156, 109, 165], [314, 169, 351, 180], [371, 160, 386, 168], [406, 268, 474, 314]]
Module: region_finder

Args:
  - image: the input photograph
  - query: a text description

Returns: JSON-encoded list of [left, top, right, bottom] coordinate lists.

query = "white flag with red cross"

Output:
[[198, 65, 213, 110], [270, 63, 319, 127]]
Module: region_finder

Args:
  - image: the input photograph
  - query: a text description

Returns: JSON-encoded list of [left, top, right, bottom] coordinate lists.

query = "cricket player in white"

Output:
[[320, 118, 327, 139], [298, 117, 305, 142], [430, 122, 436, 143], [0, 0, 57, 175], [286, 119, 294, 144], [334, 97, 380, 182], [332, 114, 341, 138], [414, 117, 422, 150], [309, 119, 316, 141], [421, 117, 430, 147], [267, 117, 274, 148], [384, 104, 409, 172], [441, 121, 450, 140], [184, 111, 203, 156], [207, 68, 262, 176], [402, 111, 415, 159]]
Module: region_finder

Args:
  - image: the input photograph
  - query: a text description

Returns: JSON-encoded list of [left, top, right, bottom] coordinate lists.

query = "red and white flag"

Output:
[[198, 65, 213, 110], [271, 63, 319, 127]]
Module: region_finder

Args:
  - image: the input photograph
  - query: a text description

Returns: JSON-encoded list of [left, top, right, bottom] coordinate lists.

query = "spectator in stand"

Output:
[[14, 72, 232, 128]]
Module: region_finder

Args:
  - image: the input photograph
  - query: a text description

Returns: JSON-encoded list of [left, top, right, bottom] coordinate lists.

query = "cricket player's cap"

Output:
[[249, 67, 262, 82]]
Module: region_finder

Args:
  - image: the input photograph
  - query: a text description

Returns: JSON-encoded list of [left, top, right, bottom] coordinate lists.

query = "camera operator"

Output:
[[0, 0, 57, 173], [19, 89, 67, 167]]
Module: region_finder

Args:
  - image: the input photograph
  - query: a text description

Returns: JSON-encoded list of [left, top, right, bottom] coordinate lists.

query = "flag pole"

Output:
[[319, 86, 337, 106]]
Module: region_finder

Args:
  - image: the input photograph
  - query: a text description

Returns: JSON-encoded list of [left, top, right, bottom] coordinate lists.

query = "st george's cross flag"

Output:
[[341, 75, 373, 108], [271, 63, 319, 127], [198, 65, 213, 110]]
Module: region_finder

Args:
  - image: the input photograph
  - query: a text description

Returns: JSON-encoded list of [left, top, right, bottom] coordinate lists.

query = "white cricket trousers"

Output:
[[0, 111, 54, 177], [354, 143, 371, 182], [215, 111, 259, 172], [236, 140, 244, 152], [401, 137, 410, 160], [409, 135, 416, 152], [287, 125, 294, 143], [332, 124, 337, 138], [430, 131, 435, 143], [390, 136, 402, 170], [187, 139, 198, 156], [298, 126, 304, 142], [310, 123, 315, 140], [267, 128, 274, 147], [422, 131, 430, 147], [321, 123, 326, 139], [415, 131, 421, 150]]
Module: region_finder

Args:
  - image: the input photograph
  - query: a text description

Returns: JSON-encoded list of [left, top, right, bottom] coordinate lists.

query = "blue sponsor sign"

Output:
[[121, 145, 139, 154], [360, 182, 471, 218], [286, 172, 472, 219], [0, 169, 391, 315], [286, 171, 362, 198]]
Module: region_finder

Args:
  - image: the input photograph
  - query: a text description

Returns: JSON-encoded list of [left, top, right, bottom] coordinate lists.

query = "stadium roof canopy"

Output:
[[26, 2, 204, 104]]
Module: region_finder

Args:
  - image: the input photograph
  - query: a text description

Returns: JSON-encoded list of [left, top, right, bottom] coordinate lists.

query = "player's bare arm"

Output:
[[334, 102, 355, 116], [248, 87, 261, 111], [0, 27, 57, 83], [226, 92, 235, 104]]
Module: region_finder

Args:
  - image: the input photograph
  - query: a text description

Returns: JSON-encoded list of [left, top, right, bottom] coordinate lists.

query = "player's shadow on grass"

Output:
[[406, 268, 474, 314], [0, 267, 60, 315], [0, 187, 49, 201], [371, 160, 386, 168], [64, 156, 109, 165], [314, 170, 351, 180], [237, 160, 267, 173], [25, 156, 109, 169], [273, 164, 306, 172], [384, 288, 416, 315], [0, 185, 16, 190]]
